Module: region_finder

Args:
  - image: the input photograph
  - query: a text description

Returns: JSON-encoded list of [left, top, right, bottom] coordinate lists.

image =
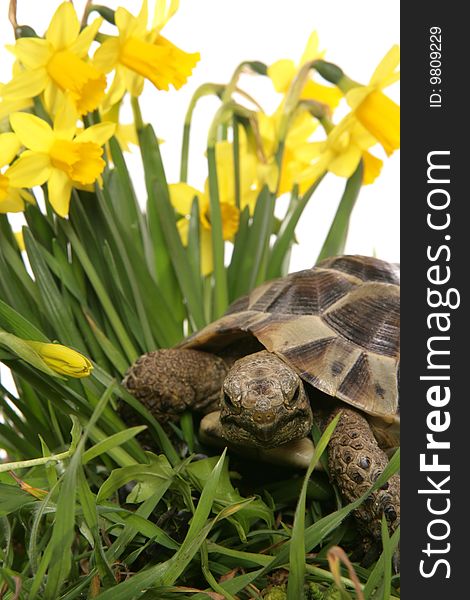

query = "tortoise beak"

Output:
[[252, 411, 277, 442]]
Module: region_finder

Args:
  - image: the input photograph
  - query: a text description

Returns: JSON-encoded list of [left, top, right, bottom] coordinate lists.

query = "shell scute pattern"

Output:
[[181, 256, 400, 419]]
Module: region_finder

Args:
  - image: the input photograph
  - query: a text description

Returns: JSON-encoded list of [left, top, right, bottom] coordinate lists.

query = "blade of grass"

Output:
[[287, 413, 341, 600], [95, 450, 227, 599], [30, 384, 116, 599], [363, 526, 400, 599]]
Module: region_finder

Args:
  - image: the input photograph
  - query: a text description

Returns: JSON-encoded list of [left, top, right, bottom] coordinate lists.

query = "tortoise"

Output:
[[123, 254, 400, 560]]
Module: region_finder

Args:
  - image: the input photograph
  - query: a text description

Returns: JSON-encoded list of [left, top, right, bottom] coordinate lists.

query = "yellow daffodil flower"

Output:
[[169, 182, 240, 276], [268, 32, 342, 109], [257, 105, 320, 195], [93, 0, 199, 108], [344, 45, 400, 155], [8, 100, 115, 218], [5, 2, 105, 115], [27, 340, 93, 378], [0, 132, 34, 213], [298, 114, 383, 186]]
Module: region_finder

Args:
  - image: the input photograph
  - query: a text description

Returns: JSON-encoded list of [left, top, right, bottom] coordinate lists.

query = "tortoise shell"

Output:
[[180, 255, 400, 419]]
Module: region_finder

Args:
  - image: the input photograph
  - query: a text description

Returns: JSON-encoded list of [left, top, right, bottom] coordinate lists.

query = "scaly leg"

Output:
[[122, 349, 228, 423], [325, 407, 400, 565]]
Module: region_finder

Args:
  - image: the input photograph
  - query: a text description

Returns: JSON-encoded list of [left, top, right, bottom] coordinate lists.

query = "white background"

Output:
[[0, 0, 400, 269]]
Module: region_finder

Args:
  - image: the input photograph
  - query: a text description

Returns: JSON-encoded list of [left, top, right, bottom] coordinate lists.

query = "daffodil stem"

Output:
[[316, 161, 364, 263], [180, 83, 225, 182], [180, 122, 191, 183], [131, 96, 144, 131], [0, 448, 73, 474], [232, 116, 241, 209], [207, 145, 228, 318]]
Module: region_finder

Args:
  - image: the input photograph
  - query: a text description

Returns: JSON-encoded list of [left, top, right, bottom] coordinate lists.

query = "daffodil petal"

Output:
[[300, 79, 342, 108], [3, 68, 47, 100], [153, 0, 180, 28], [135, 0, 149, 36], [93, 38, 121, 73], [43, 80, 62, 116], [299, 31, 322, 64], [0, 133, 21, 167], [10, 112, 54, 152], [53, 98, 78, 140], [101, 69, 127, 109], [6, 152, 51, 187], [0, 188, 25, 213], [177, 216, 189, 245], [115, 7, 137, 39], [122, 67, 144, 97], [46, 2, 80, 50], [7, 38, 51, 68], [19, 189, 35, 204], [69, 17, 103, 57], [362, 151, 383, 184], [0, 93, 32, 122], [328, 145, 362, 178], [47, 169, 73, 217], [346, 86, 373, 110], [75, 122, 116, 145], [370, 45, 400, 88], [200, 226, 214, 276], [268, 59, 296, 93], [169, 182, 204, 215]]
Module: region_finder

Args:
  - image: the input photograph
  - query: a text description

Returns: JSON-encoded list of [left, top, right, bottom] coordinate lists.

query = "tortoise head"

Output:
[[220, 350, 313, 448]]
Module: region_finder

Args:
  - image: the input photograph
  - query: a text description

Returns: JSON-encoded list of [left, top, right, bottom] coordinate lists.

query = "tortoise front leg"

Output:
[[122, 349, 228, 423], [325, 407, 400, 564]]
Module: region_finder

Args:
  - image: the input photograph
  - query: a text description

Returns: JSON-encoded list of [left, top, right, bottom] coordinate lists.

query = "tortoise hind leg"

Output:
[[122, 348, 228, 424], [325, 407, 400, 565]]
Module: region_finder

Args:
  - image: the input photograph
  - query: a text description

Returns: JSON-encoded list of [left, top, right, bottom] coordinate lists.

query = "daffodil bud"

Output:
[[313, 60, 345, 86], [27, 341, 93, 378], [89, 5, 116, 25], [14, 25, 38, 39]]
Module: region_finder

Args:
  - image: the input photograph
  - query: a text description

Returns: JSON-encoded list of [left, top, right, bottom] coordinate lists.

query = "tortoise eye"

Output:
[[223, 391, 236, 407], [286, 385, 301, 407]]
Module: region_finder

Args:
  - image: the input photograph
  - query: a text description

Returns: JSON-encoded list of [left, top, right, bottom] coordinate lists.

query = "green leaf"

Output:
[[186, 455, 273, 536], [363, 526, 400, 599], [95, 450, 228, 599], [61, 221, 139, 363], [82, 426, 147, 464], [97, 454, 173, 502], [30, 385, 115, 598], [0, 483, 35, 517], [206, 146, 228, 318], [139, 124, 205, 330], [0, 331, 60, 378], [0, 299, 48, 342], [316, 162, 363, 263], [23, 228, 83, 349], [267, 177, 324, 279]]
